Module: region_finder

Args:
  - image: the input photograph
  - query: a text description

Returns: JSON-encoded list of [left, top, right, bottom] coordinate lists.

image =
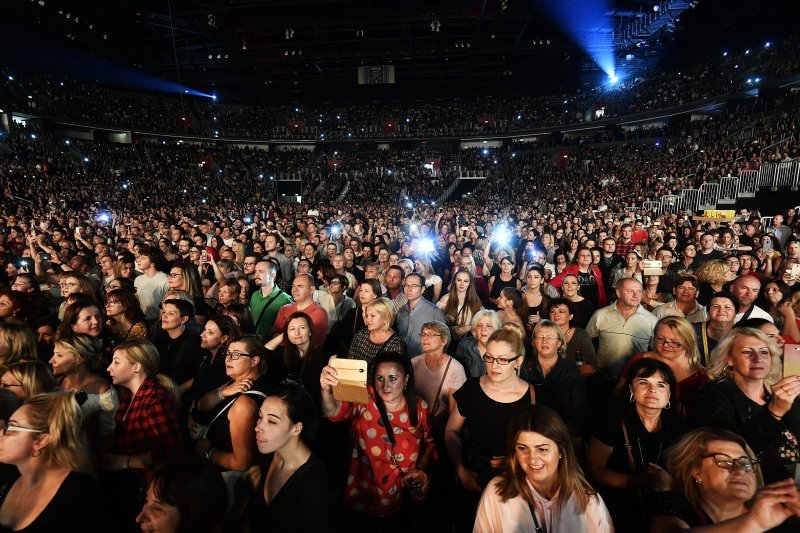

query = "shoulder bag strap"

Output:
[[621, 417, 638, 473], [525, 496, 545, 533], [253, 290, 285, 331], [430, 357, 453, 417], [528, 383, 537, 404], [202, 390, 269, 439], [701, 320, 710, 366]]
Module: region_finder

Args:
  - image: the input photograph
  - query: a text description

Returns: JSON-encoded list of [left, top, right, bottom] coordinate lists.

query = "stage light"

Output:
[[96, 212, 110, 222], [609, 74, 619, 84], [405, 202, 413, 209], [122, 184, 128, 189], [482, 148, 489, 156], [410, 223, 417, 232]]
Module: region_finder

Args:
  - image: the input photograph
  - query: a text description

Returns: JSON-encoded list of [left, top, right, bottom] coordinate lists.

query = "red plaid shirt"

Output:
[[616, 239, 635, 256], [112, 376, 186, 467]]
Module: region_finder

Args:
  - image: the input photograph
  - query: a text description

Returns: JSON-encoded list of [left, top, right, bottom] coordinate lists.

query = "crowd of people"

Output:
[[1, 28, 800, 533], [2, 34, 798, 141]]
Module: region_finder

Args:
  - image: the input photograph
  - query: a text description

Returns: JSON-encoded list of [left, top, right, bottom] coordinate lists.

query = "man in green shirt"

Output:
[[249, 260, 292, 338]]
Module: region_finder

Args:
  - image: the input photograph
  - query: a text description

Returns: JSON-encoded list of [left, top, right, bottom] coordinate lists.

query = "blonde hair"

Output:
[[3, 361, 57, 399], [25, 391, 91, 473], [665, 427, 762, 506], [654, 317, 703, 373], [363, 297, 395, 331], [54, 334, 102, 371], [114, 338, 181, 402], [0, 323, 38, 365], [488, 328, 525, 360], [470, 309, 502, 338], [695, 259, 728, 287], [708, 327, 782, 386]]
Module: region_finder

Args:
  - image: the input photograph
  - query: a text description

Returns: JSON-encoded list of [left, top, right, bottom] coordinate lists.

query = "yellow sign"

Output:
[[702, 210, 736, 219]]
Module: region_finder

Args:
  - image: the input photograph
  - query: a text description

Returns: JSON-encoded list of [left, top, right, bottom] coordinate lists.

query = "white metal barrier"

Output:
[[718, 177, 739, 204], [775, 160, 799, 189], [699, 183, 720, 210], [758, 164, 777, 188], [660, 195, 681, 214], [761, 216, 773, 230], [738, 170, 758, 197], [680, 189, 701, 213], [643, 201, 660, 214]]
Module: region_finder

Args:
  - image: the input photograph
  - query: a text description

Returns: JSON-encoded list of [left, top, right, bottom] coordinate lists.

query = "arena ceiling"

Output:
[[3, 0, 784, 102]]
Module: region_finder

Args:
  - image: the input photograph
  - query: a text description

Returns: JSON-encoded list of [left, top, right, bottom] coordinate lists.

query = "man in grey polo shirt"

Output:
[[395, 273, 445, 357], [586, 277, 657, 380]]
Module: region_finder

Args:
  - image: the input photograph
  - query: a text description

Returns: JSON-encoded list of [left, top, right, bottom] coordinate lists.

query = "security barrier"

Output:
[[718, 177, 739, 204], [698, 183, 720, 211], [738, 170, 758, 197], [644, 160, 797, 217], [680, 189, 701, 213]]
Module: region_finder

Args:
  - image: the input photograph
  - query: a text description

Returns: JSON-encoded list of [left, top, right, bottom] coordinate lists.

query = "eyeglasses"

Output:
[[167, 272, 183, 278], [0, 420, 45, 437], [655, 336, 683, 349], [105, 301, 122, 307], [482, 354, 521, 366], [703, 453, 759, 473], [419, 332, 442, 338], [225, 351, 254, 360], [0, 382, 21, 389], [243, 261, 256, 266]]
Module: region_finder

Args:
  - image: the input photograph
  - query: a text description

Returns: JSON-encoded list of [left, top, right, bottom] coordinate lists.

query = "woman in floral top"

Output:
[[320, 351, 434, 529]]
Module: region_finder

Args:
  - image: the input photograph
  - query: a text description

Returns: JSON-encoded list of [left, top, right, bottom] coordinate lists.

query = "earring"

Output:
[[694, 478, 701, 485], [629, 394, 635, 403], [664, 401, 671, 410], [403, 384, 407, 391], [31, 449, 42, 458]]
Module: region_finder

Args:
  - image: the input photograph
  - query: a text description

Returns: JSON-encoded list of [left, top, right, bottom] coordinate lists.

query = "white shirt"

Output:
[[734, 304, 774, 323], [474, 477, 614, 533], [410, 355, 467, 418]]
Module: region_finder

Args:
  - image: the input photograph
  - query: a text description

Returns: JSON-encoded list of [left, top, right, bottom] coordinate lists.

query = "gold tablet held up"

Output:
[[331, 358, 369, 404]]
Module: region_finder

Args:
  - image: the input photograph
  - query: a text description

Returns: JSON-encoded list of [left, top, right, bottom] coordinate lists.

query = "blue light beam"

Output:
[[540, 0, 617, 80]]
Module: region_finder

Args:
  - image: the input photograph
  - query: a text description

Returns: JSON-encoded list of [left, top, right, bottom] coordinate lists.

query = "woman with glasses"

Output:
[[320, 351, 434, 529], [0, 392, 104, 532], [699, 328, 800, 484], [474, 405, 612, 533], [104, 288, 147, 347], [445, 329, 536, 527], [167, 263, 211, 326], [651, 427, 800, 532], [615, 317, 709, 419], [525, 320, 587, 437], [193, 335, 276, 479], [0, 361, 56, 402], [587, 358, 685, 532]]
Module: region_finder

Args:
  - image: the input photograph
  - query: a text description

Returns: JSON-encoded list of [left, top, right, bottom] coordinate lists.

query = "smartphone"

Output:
[[791, 263, 800, 280], [643, 259, 662, 276], [200, 250, 208, 262], [40, 253, 51, 261], [762, 238, 773, 252], [784, 344, 800, 378]]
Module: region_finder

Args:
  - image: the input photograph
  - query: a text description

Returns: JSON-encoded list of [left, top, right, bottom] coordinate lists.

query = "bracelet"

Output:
[[767, 408, 783, 421]]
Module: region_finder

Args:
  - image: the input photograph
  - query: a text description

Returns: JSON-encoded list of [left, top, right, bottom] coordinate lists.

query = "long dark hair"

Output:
[[282, 312, 317, 377], [372, 351, 419, 445], [106, 288, 146, 325], [149, 456, 228, 533]]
